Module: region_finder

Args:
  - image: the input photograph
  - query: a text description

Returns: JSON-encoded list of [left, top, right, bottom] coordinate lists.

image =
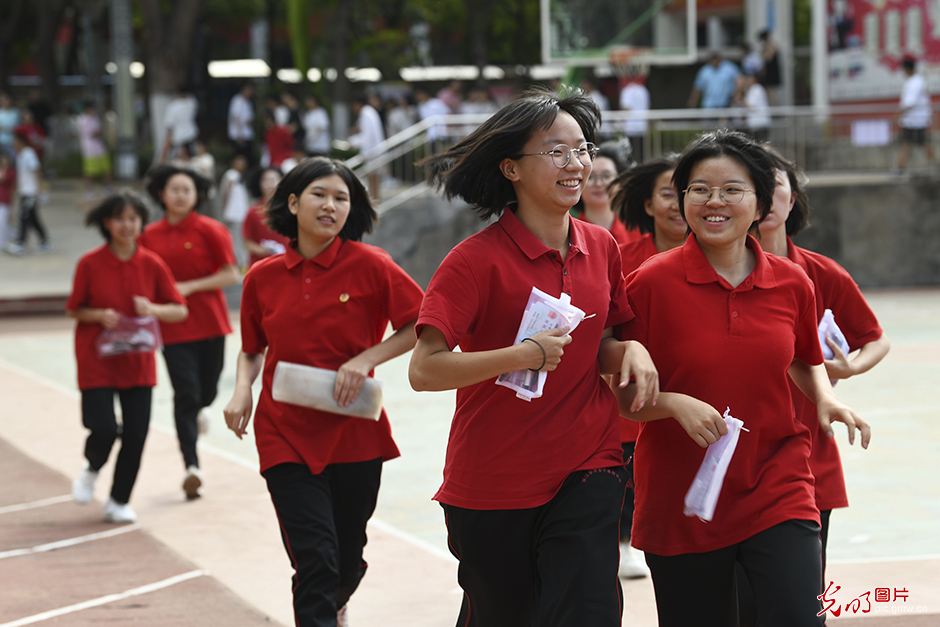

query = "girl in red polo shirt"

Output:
[[760, 146, 889, 586], [67, 193, 187, 523], [571, 140, 641, 247], [242, 166, 289, 267], [223, 157, 424, 626], [409, 89, 659, 627], [140, 165, 239, 499], [615, 130, 870, 627], [608, 154, 683, 579]]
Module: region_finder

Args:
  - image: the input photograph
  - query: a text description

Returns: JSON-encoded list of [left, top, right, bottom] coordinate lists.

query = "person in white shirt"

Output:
[[302, 94, 331, 156], [228, 83, 255, 162], [415, 87, 450, 146], [896, 56, 935, 170], [735, 73, 771, 142], [349, 95, 386, 201], [162, 87, 199, 162], [5, 133, 51, 255], [619, 74, 651, 162]]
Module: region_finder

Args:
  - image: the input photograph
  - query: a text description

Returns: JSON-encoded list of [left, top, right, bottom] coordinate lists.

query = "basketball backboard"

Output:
[[540, 0, 697, 66]]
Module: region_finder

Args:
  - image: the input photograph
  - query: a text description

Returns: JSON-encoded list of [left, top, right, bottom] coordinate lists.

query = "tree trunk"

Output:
[[331, 0, 353, 141], [0, 0, 27, 92], [468, 0, 493, 82], [139, 0, 205, 165]]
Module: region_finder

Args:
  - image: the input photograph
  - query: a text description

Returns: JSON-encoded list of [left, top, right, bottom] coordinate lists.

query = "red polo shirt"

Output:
[[618, 235, 822, 556], [241, 237, 424, 475], [242, 201, 291, 268], [787, 238, 883, 512], [67, 244, 184, 390], [617, 233, 661, 443], [416, 207, 634, 510], [139, 211, 235, 345]]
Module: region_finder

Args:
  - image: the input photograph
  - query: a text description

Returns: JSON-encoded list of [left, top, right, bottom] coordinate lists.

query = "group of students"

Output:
[[66, 87, 887, 627]]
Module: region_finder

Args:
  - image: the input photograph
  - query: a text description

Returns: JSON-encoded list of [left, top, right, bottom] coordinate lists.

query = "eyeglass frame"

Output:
[[682, 184, 756, 205], [517, 143, 598, 168], [586, 171, 617, 186]]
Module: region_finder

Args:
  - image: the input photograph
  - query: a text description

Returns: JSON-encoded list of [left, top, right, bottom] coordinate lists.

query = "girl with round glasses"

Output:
[[759, 145, 888, 592], [410, 88, 659, 626], [571, 140, 642, 248], [607, 153, 684, 579], [614, 129, 870, 627]]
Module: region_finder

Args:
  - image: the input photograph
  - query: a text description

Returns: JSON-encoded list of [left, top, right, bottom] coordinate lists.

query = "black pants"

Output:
[[81, 387, 152, 504], [15, 195, 49, 246], [647, 519, 824, 627], [620, 442, 636, 541], [162, 336, 225, 469], [443, 466, 627, 627], [264, 459, 382, 627]]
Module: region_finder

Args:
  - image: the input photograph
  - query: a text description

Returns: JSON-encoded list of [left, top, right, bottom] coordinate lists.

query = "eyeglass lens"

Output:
[[551, 144, 597, 168], [686, 185, 746, 204]]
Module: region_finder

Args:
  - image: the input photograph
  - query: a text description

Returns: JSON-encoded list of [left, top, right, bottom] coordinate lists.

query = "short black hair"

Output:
[[245, 165, 283, 199], [763, 144, 811, 236], [84, 191, 149, 241], [266, 156, 377, 241], [572, 138, 633, 214], [612, 155, 679, 233], [145, 164, 212, 212], [672, 129, 775, 235], [421, 87, 600, 220], [902, 57, 916, 72]]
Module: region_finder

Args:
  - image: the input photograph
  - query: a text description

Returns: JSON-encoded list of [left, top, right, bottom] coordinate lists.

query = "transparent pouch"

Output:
[[683, 408, 746, 522], [270, 361, 383, 420], [495, 286, 588, 401], [817, 309, 850, 386], [96, 315, 162, 358]]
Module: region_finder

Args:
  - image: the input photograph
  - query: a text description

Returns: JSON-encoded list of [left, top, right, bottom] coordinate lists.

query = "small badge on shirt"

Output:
[[184, 242, 193, 249], [339, 293, 350, 303]]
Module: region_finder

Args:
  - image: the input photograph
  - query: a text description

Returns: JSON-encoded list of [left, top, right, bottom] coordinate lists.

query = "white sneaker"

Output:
[[102, 497, 137, 523], [4, 242, 25, 256], [619, 542, 649, 579], [197, 408, 211, 434], [337, 605, 349, 627], [72, 461, 99, 504], [183, 466, 203, 500]]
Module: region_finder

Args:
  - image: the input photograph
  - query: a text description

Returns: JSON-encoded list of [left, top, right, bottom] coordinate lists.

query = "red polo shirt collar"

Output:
[[101, 244, 142, 269], [499, 206, 589, 261], [682, 234, 778, 290], [284, 236, 344, 270]]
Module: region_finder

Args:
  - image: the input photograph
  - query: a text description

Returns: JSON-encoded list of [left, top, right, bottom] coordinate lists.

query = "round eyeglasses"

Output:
[[518, 143, 598, 168], [587, 172, 617, 186], [683, 184, 755, 205]]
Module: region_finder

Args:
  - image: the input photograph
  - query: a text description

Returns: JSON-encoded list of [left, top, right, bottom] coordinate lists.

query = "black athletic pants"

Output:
[[15, 195, 49, 246], [162, 336, 225, 469], [81, 386, 152, 504], [442, 466, 627, 627], [264, 459, 382, 627]]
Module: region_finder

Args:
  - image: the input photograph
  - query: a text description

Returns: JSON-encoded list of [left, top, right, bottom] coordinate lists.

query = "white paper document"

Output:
[[271, 361, 383, 420], [495, 287, 587, 401], [683, 408, 746, 522]]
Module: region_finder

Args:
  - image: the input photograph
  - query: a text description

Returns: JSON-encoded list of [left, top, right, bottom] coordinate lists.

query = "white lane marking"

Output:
[[0, 569, 209, 627], [0, 495, 73, 515], [829, 553, 940, 565], [0, 524, 140, 560]]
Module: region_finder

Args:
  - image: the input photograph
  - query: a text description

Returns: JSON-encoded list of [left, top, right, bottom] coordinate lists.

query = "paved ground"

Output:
[[0, 183, 938, 626]]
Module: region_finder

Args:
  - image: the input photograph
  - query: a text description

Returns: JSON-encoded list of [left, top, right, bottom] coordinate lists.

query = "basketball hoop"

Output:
[[609, 46, 651, 78]]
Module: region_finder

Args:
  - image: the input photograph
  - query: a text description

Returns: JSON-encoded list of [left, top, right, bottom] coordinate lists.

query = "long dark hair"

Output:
[[763, 145, 811, 236], [612, 155, 679, 233], [421, 88, 601, 220], [266, 157, 377, 241]]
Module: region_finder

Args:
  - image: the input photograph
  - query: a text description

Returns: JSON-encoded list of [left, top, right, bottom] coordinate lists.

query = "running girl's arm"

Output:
[[334, 319, 418, 407], [132, 296, 188, 323], [67, 307, 121, 330], [176, 264, 240, 297], [597, 328, 660, 411], [614, 384, 728, 449], [788, 359, 871, 448], [223, 351, 265, 440], [824, 333, 890, 381], [243, 239, 273, 258], [409, 325, 571, 392]]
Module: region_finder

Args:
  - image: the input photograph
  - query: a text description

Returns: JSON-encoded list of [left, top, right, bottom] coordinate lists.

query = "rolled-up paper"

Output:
[[271, 361, 383, 421]]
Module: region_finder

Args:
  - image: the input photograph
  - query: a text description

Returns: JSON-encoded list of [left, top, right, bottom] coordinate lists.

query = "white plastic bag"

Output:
[[683, 408, 746, 522], [271, 361, 383, 420], [96, 315, 162, 357], [817, 309, 850, 360], [495, 287, 587, 401]]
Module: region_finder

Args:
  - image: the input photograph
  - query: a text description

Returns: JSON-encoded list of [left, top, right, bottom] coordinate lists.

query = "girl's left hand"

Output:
[[133, 295, 153, 316], [619, 341, 660, 412], [823, 337, 853, 380], [817, 397, 870, 449], [335, 354, 375, 407]]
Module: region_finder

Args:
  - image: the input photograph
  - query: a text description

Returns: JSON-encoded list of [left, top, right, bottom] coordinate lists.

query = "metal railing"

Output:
[[348, 103, 931, 213]]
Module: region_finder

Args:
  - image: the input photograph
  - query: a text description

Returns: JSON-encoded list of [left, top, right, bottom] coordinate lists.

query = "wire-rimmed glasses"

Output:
[[683, 184, 755, 205], [518, 143, 598, 168]]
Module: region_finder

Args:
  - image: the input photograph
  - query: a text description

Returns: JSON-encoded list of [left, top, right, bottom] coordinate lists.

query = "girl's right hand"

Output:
[[524, 327, 572, 372], [672, 396, 729, 448], [223, 387, 253, 440], [99, 308, 120, 330]]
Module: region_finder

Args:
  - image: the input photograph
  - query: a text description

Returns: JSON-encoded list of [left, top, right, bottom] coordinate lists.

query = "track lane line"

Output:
[[0, 524, 140, 560]]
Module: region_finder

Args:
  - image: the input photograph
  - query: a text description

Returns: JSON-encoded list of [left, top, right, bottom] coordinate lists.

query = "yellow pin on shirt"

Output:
[[339, 293, 350, 303], [184, 242, 193, 249]]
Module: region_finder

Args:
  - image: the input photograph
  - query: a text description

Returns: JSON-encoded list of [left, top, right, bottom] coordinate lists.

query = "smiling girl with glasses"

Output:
[[410, 89, 659, 626]]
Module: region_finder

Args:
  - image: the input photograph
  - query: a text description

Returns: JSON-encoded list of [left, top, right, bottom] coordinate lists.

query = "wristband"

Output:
[[521, 337, 547, 372]]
